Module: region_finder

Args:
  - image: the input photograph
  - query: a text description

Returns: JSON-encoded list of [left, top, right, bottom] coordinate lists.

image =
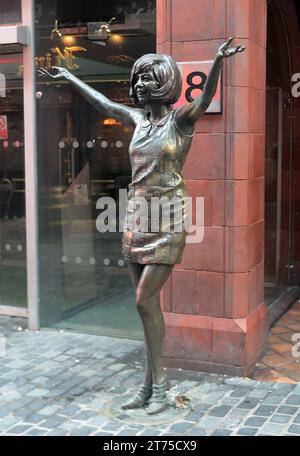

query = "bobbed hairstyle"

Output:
[[129, 53, 182, 105]]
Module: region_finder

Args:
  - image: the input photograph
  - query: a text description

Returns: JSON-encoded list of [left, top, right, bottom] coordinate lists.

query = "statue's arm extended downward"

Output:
[[175, 37, 245, 133], [37, 67, 143, 127]]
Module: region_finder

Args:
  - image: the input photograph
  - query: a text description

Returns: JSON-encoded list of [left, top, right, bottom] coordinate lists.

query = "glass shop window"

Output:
[[35, 0, 156, 338]]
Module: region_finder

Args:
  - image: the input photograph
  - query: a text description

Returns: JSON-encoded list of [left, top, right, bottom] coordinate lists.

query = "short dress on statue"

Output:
[[122, 109, 194, 265]]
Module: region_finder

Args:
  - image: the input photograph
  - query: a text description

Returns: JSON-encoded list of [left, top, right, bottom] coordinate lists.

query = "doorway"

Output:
[[265, 0, 300, 322], [35, 0, 156, 339], [0, 51, 27, 313]]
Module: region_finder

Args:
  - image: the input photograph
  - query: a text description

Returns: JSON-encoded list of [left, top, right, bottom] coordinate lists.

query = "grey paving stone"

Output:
[[209, 405, 231, 417], [230, 388, 252, 398], [168, 421, 194, 433], [273, 384, 296, 393], [27, 388, 49, 398], [139, 429, 162, 436], [253, 405, 277, 417], [46, 429, 69, 436], [288, 424, 300, 435], [247, 389, 270, 399], [102, 421, 125, 432], [263, 395, 284, 405], [93, 431, 114, 436], [27, 399, 48, 412], [238, 379, 258, 387], [270, 414, 291, 424], [70, 426, 98, 436], [75, 411, 97, 421], [212, 429, 232, 436], [184, 410, 205, 422], [197, 416, 222, 428], [220, 416, 244, 428], [23, 414, 45, 424], [191, 403, 212, 413], [224, 377, 242, 386], [277, 406, 298, 415], [228, 408, 251, 418], [237, 399, 260, 410], [38, 405, 61, 416], [86, 415, 109, 427], [23, 427, 49, 436], [244, 416, 266, 427], [59, 405, 81, 416], [0, 417, 21, 431], [117, 429, 139, 436], [285, 394, 300, 406], [293, 414, 300, 424], [6, 424, 32, 435], [293, 385, 300, 395], [0, 314, 299, 437], [201, 391, 227, 403], [40, 415, 66, 428], [261, 423, 284, 435], [187, 427, 207, 436], [237, 427, 258, 436]]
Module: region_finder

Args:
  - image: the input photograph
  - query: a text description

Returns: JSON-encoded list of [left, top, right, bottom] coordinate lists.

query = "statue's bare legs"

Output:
[[122, 262, 173, 414]]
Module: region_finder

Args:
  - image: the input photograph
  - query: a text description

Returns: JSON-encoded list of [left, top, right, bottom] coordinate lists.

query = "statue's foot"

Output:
[[145, 383, 169, 415], [121, 384, 152, 410], [165, 377, 171, 391]]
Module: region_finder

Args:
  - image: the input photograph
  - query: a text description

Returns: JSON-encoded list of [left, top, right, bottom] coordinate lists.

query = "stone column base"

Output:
[[163, 303, 269, 377]]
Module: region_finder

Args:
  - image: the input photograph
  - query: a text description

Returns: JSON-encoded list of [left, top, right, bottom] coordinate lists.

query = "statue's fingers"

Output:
[[226, 49, 238, 57], [219, 37, 234, 53], [238, 45, 246, 53], [224, 36, 234, 48]]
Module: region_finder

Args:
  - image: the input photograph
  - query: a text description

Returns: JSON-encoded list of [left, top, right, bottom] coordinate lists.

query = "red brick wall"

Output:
[[158, 0, 269, 375]]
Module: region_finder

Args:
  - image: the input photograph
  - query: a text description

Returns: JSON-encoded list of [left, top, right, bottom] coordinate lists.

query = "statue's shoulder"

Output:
[[131, 108, 147, 126]]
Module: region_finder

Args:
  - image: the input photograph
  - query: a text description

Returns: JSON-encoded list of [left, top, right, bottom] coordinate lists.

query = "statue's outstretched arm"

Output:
[[175, 38, 246, 131], [37, 67, 143, 127]]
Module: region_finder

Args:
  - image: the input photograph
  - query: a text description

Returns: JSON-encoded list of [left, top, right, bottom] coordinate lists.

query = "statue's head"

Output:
[[129, 53, 182, 105]]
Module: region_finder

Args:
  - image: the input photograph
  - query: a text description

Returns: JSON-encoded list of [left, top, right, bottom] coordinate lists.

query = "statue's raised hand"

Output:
[[217, 37, 246, 59], [37, 66, 71, 80]]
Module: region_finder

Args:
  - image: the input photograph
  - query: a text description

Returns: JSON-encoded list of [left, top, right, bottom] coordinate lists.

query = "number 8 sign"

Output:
[[173, 61, 222, 114]]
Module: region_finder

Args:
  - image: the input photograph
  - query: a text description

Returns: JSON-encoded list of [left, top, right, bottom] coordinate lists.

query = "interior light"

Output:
[[110, 34, 124, 44], [103, 118, 122, 126], [62, 35, 76, 45]]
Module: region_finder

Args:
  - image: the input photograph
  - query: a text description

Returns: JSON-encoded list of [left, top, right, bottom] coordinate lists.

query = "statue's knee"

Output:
[[136, 289, 151, 315]]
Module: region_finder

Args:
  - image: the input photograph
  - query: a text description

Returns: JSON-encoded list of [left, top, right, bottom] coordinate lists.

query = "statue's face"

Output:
[[134, 71, 158, 105]]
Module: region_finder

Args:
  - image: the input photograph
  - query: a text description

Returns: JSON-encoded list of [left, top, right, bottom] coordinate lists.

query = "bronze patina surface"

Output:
[[38, 38, 245, 415]]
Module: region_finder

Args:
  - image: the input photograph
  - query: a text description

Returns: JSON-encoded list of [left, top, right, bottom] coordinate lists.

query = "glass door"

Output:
[[35, 0, 156, 338], [0, 52, 27, 309]]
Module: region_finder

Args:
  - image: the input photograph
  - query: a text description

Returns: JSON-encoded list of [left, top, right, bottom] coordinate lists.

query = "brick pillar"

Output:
[[158, 0, 269, 376]]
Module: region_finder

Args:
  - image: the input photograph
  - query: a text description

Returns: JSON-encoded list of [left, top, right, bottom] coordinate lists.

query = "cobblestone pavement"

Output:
[[0, 316, 300, 436]]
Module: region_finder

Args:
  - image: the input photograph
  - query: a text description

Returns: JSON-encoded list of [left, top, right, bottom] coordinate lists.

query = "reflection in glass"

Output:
[[35, 1, 156, 338], [0, 53, 27, 307]]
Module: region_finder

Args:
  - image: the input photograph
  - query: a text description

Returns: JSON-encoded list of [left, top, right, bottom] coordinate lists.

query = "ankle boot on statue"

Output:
[[145, 383, 169, 415], [121, 384, 152, 410]]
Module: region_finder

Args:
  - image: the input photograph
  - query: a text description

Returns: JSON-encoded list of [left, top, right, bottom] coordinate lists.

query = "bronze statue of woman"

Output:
[[38, 37, 245, 415]]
